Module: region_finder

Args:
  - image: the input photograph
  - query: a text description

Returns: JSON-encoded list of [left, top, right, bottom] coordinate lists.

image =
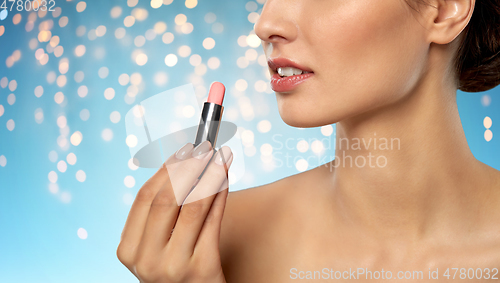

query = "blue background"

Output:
[[0, 0, 498, 282]]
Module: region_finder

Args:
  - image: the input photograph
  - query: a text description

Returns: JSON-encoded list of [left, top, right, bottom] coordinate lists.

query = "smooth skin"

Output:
[[118, 0, 500, 282]]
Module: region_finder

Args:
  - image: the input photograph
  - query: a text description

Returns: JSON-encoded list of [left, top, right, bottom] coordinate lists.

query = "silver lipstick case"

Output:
[[194, 102, 223, 147]]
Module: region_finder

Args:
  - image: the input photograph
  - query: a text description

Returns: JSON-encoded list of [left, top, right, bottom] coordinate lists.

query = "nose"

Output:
[[254, 0, 298, 45]]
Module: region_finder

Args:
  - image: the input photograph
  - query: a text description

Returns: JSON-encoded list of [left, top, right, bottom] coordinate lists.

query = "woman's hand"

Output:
[[117, 141, 233, 283]]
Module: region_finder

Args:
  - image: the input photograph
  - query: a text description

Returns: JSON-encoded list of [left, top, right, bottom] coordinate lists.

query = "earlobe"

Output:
[[427, 0, 475, 44]]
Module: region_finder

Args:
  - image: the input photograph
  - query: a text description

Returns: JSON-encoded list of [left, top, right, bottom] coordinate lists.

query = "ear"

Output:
[[424, 0, 475, 44]]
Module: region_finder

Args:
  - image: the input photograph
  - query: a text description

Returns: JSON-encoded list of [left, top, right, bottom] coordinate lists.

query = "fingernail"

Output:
[[192, 140, 212, 159], [175, 143, 194, 160], [215, 146, 233, 165]]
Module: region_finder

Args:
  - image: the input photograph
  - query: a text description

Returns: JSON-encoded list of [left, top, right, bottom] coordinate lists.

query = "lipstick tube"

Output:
[[194, 82, 226, 147]]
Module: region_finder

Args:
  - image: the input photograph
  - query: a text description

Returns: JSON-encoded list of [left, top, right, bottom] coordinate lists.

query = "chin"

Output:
[[278, 106, 335, 128]]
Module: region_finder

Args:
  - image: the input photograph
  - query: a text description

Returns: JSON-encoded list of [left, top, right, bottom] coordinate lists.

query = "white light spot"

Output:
[[110, 6, 122, 18], [70, 131, 83, 146], [484, 129, 493, 142], [102, 128, 113, 141], [104, 88, 115, 100], [257, 120, 271, 133], [189, 54, 202, 66], [77, 85, 88, 98], [56, 75, 67, 87], [57, 160, 67, 173], [74, 71, 84, 83], [481, 95, 491, 107], [295, 159, 308, 172], [297, 140, 309, 153], [48, 171, 58, 183], [260, 143, 273, 156], [8, 80, 17, 91], [178, 45, 191, 57], [241, 130, 254, 146], [54, 92, 65, 104], [76, 170, 86, 182], [321, 125, 334, 136], [204, 12, 216, 23], [126, 134, 138, 147], [483, 116, 492, 129], [77, 228, 88, 239], [110, 111, 121, 123], [0, 77, 7, 88], [0, 155, 6, 167], [130, 73, 142, 85], [194, 64, 207, 76], [57, 116, 67, 128], [311, 140, 324, 154], [67, 153, 77, 165], [236, 56, 249, 68], [7, 93, 15, 105], [118, 73, 130, 85], [181, 22, 194, 34], [35, 108, 44, 124], [98, 67, 109, 79], [185, 0, 197, 8], [153, 72, 168, 86], [128, 158, 139, 170], [76, 1, 87, 12], [124, 175, 136, 188], [150, 0, 162, 8], [246, 34, 261, 48], [207, 57, 220, 69], [235, 79, 248, 91], [202, 37, 215, 50], [162, 32, 174, 44], [248, 12, 260, 23], [182, 105, 195, 118], [96, 25, 106, 37], [74, 45, 86, 57], [34, 86, 44, 97], [6, 119, 15, 131], [165, 54, 178, 67], [80, 109, 90, 121]]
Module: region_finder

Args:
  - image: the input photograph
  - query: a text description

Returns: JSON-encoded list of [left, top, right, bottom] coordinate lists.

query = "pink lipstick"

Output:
[[194, 82, 226, 147], [270, 73, 314, 92]]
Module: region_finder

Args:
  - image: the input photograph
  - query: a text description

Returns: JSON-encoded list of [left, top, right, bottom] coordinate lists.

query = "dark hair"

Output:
[[406, 0, 500, 92]]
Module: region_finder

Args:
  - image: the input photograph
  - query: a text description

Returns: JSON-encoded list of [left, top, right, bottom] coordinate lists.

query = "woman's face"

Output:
[[255, 0, 430, 127]]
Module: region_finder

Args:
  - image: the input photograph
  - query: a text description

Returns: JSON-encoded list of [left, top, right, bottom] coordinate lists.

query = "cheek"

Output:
[[299, 0, 425, 124]]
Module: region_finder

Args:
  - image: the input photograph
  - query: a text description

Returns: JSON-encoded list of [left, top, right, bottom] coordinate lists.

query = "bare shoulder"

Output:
[[218, 164, 332, 280], [219, 172, 298, 250]]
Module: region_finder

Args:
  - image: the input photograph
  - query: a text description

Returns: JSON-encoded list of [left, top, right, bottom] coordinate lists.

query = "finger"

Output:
[[118, 154, 174, 263], [167, 146, 233, 257], [183, 146, 232, 205], [167, 141, 214, 206], [136, 142, 213, 258], [193, 187, 229, 256]]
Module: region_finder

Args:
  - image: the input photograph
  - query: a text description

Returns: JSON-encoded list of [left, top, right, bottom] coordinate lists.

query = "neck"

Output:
[[327, 56, 495, 241]]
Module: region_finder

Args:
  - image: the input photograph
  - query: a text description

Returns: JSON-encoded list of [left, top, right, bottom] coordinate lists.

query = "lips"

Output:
[[268, 57, 314, 92], [268, 58, 314, 74]]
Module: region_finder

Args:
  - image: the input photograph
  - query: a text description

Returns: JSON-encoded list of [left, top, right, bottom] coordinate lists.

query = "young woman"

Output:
[[117, 0, 500, 281]]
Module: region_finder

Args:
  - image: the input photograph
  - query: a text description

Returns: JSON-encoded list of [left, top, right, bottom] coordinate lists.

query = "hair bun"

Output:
[[456, 0, 500, 92]]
